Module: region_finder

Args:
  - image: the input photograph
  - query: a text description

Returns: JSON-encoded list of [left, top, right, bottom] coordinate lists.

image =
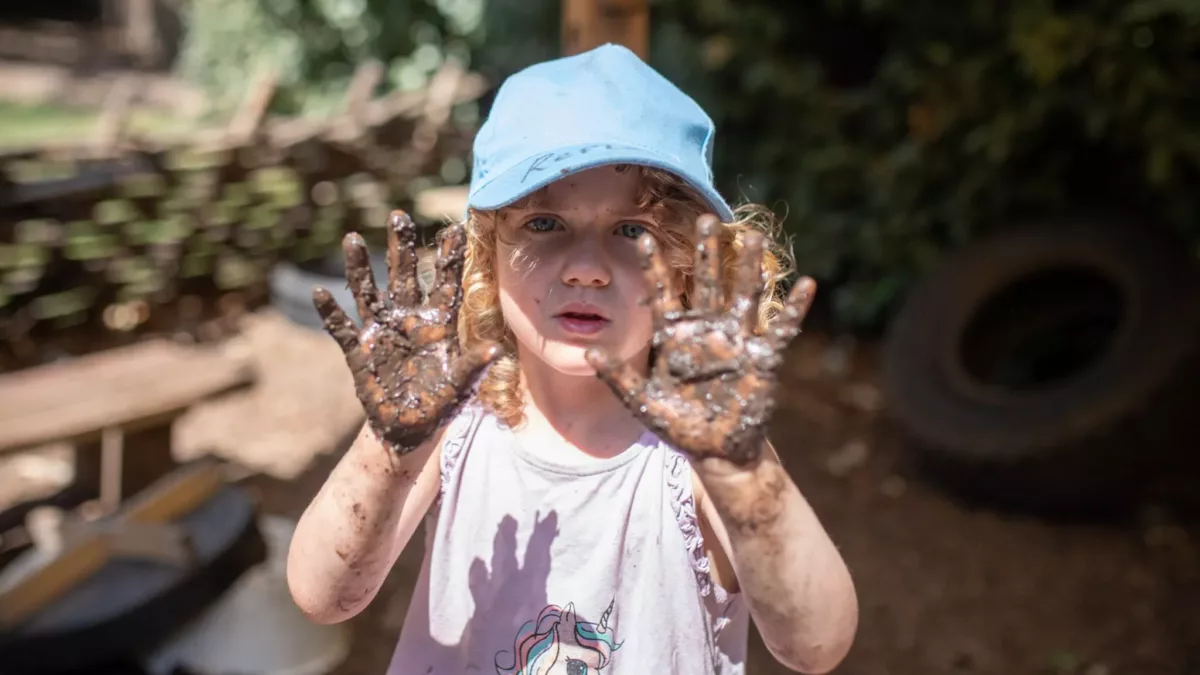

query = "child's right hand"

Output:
[[312, 210, 500, 455]]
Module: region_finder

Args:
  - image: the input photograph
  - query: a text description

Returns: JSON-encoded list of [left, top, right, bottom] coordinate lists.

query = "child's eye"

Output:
[[524, 216, 563, 233], [616, 222, 647, 239]]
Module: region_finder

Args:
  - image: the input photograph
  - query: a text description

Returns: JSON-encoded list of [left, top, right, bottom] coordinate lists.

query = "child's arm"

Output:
[[692, 444, 857, 674], [287, 212, 499, 623], [287, 423, 444, 623], [586, 216, 858, 673]]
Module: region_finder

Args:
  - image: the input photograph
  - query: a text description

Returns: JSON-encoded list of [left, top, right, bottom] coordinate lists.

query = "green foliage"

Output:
[[178, 0, 487, 117], [0, 155, 377, 325], [180, 0, 1200, 330], [640, 0, 1200, 328]]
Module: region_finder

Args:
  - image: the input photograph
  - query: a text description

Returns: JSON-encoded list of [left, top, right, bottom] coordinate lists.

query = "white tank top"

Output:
[[388, 403, 750, 674]]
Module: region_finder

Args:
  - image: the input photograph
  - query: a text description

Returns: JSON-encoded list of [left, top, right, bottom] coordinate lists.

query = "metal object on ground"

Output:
[[143, 515, 350, 675], [0, 463, 267, 675]]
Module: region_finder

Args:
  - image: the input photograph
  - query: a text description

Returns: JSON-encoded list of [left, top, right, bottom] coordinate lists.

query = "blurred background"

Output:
[[0, 1, 1197, 674]]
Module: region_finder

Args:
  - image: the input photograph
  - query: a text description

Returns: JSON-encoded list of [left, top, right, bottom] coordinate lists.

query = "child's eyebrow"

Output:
[[498, 203, 541, 223], [526, 202, 655, 219]]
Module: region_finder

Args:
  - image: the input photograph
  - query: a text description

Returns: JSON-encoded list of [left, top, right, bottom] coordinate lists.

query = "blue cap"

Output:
[[467, 44, 734, 222]]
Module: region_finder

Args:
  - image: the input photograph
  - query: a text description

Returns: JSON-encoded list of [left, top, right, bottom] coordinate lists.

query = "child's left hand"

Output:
[[586, 214, 815, 466]]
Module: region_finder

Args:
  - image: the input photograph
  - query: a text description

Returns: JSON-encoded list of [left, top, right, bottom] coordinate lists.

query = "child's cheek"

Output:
[[495, 237, 552, 283], [619, 260, 657, 347]]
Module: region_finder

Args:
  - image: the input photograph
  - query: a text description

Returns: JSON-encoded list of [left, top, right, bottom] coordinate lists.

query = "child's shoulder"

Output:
[[442, 398, 489, 446]]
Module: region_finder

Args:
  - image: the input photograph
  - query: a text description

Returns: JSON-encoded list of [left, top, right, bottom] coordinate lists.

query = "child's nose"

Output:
[[560, 246, 611, 288]]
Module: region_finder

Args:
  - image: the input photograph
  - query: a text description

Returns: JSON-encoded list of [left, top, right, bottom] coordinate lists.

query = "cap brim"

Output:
[[467, 142, 735, 223]]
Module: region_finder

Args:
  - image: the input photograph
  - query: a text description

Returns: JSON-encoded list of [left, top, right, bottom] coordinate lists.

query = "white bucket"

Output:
[[142, 515, 351, 675]]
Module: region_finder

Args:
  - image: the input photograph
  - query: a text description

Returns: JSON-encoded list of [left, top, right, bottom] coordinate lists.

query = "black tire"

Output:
[[0, 484, 267, 675], [881, 217, 1200, 515]]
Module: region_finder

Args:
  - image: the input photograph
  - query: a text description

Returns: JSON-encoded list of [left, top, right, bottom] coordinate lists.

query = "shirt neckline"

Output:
[[507, 425, 660, 477]]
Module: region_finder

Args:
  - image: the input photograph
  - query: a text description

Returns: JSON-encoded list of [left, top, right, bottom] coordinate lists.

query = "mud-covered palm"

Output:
[[586, 215, 816, 466], [313, 210, 500, 454]]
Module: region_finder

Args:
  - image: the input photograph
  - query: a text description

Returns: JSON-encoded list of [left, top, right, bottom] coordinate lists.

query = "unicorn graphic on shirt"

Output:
[[494, 600, 622, 675]]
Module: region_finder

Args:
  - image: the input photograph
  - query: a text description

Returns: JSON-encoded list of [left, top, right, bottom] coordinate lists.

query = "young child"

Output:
[[287, 44, 858, 674]]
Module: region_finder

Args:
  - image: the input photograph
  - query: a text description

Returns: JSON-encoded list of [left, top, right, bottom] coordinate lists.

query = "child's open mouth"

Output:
[[554, 305, 611, 336]]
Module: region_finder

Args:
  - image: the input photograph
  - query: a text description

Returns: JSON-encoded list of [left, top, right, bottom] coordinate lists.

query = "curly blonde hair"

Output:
[[455, 165, 795, 429]]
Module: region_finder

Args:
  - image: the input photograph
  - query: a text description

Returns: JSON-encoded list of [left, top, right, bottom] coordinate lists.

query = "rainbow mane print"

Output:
[[495, 600, 622, 675]]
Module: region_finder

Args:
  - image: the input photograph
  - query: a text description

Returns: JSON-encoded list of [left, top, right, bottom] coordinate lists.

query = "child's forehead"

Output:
[[506, 165, 648, 217]]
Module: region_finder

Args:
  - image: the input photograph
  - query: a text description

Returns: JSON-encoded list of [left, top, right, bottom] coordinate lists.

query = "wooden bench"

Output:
[[0, 338, 256, 519]]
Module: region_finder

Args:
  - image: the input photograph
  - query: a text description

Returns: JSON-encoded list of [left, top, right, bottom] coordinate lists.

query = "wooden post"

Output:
[[125, 0, 162, 68], [562, 0, 649, 60], [73, 419, 185, 516], [94, 77, 135, 155], [227, 67, 278, 145], [342, 60, 385, 122]]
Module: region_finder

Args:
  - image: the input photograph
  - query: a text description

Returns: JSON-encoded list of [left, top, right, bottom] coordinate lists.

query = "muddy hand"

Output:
[[586, 214, 816, 465], [313, 210, 500, 454]]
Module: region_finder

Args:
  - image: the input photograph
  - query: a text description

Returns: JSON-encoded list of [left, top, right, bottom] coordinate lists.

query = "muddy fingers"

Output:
[[692, 214, 724, 312], [601, 214, 815, 466], [342, 233, 385, 325], [731, 231, 765, 332], [317, 215, 494, 455], [428, 224, 467, 311], [637, 234, 683, 332], [386, 210, 421, 307], [770, 277, 817, 352]]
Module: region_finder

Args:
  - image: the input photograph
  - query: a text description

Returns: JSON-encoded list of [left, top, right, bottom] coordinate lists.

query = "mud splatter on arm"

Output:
[[587, 214, 858, 672], [287, 422, 441, 623], [694, 444, 858, 674], [287, 211, 500, 623]]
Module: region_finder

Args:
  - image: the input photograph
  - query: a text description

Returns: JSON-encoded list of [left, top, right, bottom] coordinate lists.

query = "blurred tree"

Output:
[[178, 0, 490, 117], [178, 0, 1200, 330], [642, 0, 1200, 328]]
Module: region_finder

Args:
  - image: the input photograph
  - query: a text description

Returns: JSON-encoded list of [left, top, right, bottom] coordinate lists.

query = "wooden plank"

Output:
[[87, 521, 193, 566], [94, 77, 136, 154], [122, 460, 224, 524], [227, 67, 278, 144], [0, 535, 111, 628], [343, 60, 384, 120], [99, 426, 124, 512], [0, 340, 255, 455]]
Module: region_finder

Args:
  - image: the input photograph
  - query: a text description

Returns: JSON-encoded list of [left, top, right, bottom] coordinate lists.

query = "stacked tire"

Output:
[[881, 218, 1200, 515]]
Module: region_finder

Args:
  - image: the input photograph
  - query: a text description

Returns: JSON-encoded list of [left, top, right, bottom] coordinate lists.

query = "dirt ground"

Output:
[[2, 310, 1197, 675]]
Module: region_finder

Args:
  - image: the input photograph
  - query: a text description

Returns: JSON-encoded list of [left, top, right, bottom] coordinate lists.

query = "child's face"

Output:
[[496, 166, 659, 378]]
